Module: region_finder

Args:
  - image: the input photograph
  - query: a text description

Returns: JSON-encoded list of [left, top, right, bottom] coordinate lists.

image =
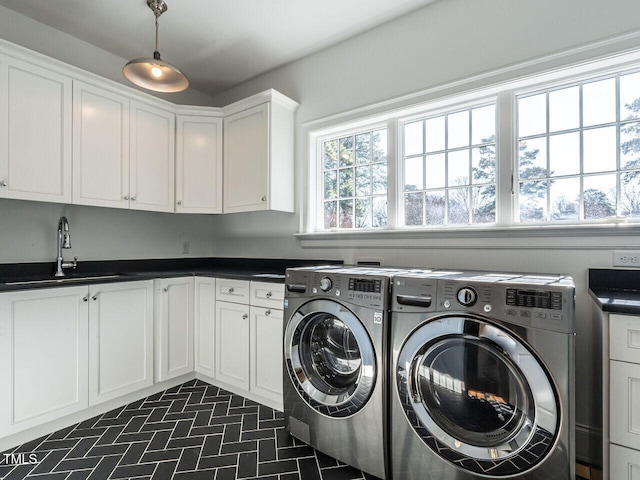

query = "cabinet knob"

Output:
[[163, 287, 169, 292], [228, 287, 234, 293], [261, 196, 267, 202], [0, 181, 7, 187], [266, 291, 272, 298], [242, 313, 248, 320], [124, 195, 130, 200], [131, 196, 137, 201], [83, 295, 89, 302], [91, 294, 99, 301], [265, 309, 271, 316], [177, 200, 182, 206]]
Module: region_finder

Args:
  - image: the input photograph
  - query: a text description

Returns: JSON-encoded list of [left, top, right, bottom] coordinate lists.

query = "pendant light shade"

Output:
[[123, 0, 188, 93]]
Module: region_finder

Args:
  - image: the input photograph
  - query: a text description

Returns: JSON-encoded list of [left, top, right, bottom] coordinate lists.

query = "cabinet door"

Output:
[[72, 81, 130, 208], [223, 103, 269, 213], [195, 277, 216, 378], [250, 306, 283, 410], [215, 300, 250, 390], [611, 360, 640, 450], [154, 277, 194, 382], [610, 444, 640, 480], [89, 281, 153, 406], [611, 314, 640, 364], [130, 101, 175, 212], [0, 56, 72, 203], [0, 287, 88, 436], [176, 115, 223, 214]]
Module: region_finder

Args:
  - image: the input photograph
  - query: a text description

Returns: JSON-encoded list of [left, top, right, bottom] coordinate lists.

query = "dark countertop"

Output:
[[0, 257, 342, 292], [589, 268, 640, 315]]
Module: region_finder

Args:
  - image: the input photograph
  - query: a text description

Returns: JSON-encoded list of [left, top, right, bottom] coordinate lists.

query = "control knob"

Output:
[[319, 276, 333, 292], [457, 287, 477, 307]]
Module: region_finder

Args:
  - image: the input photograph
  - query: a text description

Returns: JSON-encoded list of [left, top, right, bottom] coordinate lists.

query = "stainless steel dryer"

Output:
[[390, 270, 575, 479], [284, 266, 402, 480]]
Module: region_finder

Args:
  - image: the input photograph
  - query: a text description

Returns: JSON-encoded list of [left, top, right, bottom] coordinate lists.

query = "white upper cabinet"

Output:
[[73, 81, 130, 208], [223, 90, 298, 213], [0, 54, 72, 203], [130, 101, 175, 212], [175, 111, 223, 213]]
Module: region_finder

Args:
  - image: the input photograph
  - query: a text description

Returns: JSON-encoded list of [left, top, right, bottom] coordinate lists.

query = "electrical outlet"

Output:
[[613, 250, 640, 267], [182, 241, 190, 254]]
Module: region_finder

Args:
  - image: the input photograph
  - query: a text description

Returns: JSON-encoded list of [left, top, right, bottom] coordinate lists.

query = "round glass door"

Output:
[[285, 299, 376, 417], [397, 315, 559, 476]]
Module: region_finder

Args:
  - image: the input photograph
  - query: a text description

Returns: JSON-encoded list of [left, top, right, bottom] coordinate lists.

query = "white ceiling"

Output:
[[0, 0, 439, 96]]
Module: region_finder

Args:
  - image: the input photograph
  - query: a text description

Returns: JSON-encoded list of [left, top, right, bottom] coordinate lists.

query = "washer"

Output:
[[284, 266, 403, 479], [390, 270, 575, 479]]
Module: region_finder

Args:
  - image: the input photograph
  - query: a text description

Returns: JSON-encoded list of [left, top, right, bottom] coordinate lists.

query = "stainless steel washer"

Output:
[[390, 270, 575, 479], [284, 266, 402, 480]]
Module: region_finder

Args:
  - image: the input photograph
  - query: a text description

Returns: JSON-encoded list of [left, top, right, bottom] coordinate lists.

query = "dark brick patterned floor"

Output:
[[0, 380, 380, 480]]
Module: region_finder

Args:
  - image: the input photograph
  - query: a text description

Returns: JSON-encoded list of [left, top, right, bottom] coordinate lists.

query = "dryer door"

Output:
[[285, 299, 376, 417], [396, 314, 560, 476]]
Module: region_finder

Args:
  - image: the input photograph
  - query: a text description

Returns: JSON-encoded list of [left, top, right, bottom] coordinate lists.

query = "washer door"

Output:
[[285, 299, 376, 417], [396, 314, 559, 476]]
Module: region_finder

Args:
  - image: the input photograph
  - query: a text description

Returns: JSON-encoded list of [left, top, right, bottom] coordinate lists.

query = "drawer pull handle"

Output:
[[266, 292, 272, 298], [265, 310, 271, 316], [228, 287, 234, 293]]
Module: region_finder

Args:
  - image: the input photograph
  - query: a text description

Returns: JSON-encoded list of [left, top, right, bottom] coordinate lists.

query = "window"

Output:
[[401, 104, 496, 227], [516, 71, 640, 222], [309, 51, 640, 233], [321, 128, 388, 229]]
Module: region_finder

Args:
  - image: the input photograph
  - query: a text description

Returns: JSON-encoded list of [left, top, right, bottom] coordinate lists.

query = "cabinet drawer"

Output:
[[250, 281, 285, 309], [610, 443, 640, 480], [611, 360, 640, 450], [216, 278, 250, 303], [611, 314, 640, 364]]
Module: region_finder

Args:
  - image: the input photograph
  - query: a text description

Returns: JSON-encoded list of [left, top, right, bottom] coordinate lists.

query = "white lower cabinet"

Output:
[[0, 287, 89, 436], [194, 277, 216, 378], [250, 306, 283, 409], [611, 444, 640, 480], [215, 300, 250, 390], [154, 277, 194, 382], [88, 281, 154, 406]]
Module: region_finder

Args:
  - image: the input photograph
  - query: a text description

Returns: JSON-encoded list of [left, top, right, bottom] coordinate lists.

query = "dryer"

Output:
[[390, 270, 575, 479], [283, 266, 402, 479]]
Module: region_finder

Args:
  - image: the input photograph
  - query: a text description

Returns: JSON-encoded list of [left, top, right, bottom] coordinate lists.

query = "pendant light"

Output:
[[123, 0, 189, 93]]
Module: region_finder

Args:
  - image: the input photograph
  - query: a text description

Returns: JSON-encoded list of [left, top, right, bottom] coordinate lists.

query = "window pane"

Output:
[[426, 153, 446, 189], [339, 199, 353, 228], [324, 170, 337, 199], [549, 132, 580, 177], [519, 180, 547, 222], [372, 163, 387, 195], [620, 72, 640, 120], [372, 130, 387, 162], [583, 78, 616, 127], [372, 196, 388, 228], [549, 86, 579, 132], [448, 188, 469, 224], [405, 156, 424, 191], [324, 201, 337, 229], [339, 168, 354, 197], [448, 111, 469, 149], [584, 126, 617, 173], [519, 137, 547, 179], [472, 145, 495, 184], [355, 166, 371, 196], [472, 105, 495, 144], [324, 140, 338, 169], [621, 169, 640, 217], [425, 191, 445, 225], [518, 94, 546, 137], [339, 136, 354, 167], [550, 177, 580, 221], [425, 116, 445, 153], [584, 174, 616, 219], [621, 121, 640, 169], [355, 198, 372, 228], [404, 121, 423, 156], [472, 185, 496, 223], [355, 133, 371, 164], [448, 149, 470, 187], [405, 192, 424, 226]]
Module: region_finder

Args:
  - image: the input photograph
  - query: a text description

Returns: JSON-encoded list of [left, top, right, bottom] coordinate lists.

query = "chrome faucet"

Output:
[[55, 216, 77, 277]]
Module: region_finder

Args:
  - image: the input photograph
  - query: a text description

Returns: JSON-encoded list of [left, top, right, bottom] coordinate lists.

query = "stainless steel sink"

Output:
[[4, 274, 128, 286]]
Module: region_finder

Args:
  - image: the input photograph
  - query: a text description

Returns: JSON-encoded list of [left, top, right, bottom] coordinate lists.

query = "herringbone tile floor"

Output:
[[0, 380, 380, 480]]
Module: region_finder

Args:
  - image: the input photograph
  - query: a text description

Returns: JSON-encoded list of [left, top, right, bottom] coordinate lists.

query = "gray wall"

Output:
[[2, 0, 640, 466]]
